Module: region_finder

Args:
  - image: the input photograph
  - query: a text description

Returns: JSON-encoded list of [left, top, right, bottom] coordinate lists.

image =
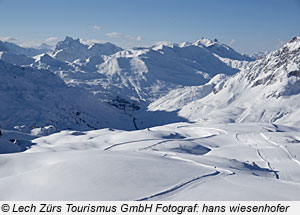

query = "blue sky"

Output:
[[0, 0, 300, 54]]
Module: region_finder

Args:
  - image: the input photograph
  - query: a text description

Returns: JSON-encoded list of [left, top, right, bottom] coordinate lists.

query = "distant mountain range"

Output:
[[0, 36, 299, 133], [32, 37, 254, 107]]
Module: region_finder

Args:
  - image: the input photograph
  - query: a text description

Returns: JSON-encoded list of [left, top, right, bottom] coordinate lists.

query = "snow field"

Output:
[[1, 122, 300, 200]]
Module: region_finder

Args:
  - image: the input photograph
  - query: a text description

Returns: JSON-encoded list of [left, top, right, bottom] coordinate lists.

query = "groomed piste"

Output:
[[1, 123, 300, 200]]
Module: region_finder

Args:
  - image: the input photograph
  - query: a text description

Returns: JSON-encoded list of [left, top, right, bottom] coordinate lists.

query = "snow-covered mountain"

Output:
[[193, 38, 254, 61], [149, 37, 300, 127], [50, 36, 123, 62], [0, 40, 49, 57], [0, 39, 52, 67], [192, 38, 255, 71], [31, 36, 252, 111], [0, 40, 47, 67], [0, 51, 34, 66], [0, 59, 133, 134]]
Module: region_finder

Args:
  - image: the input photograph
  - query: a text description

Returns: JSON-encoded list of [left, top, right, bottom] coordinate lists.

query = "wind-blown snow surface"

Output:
[[0, 122, 300, 200], [149, 37, 300, 127]]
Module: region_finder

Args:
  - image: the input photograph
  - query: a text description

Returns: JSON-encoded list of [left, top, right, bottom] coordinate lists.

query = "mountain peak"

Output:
[[178, 41, 192, 47], [281, 36, 300, 53], [89, 41, 120, 49], [193, 38, 217, 47], [65, 36, 75, 41], [55, 36, 85, 51], [193, 38, 254, 61], [62, 36, 81, 44], [51, 36, 123, 62], [88, 42, 123, 56], [288, 36, 300, 43]]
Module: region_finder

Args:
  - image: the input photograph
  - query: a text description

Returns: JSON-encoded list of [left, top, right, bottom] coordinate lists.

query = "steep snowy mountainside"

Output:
[[50, 36, 123, 62], [158, 36, 300, 126], [214, 55, 251, 71], [148, 74, 229, 112], [0, 60, 133, 133], [0, 40, 49, 57]]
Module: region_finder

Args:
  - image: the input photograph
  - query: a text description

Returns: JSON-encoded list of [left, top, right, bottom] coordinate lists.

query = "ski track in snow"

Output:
[[140, 135, 217, 151], [141, 139, 174, 151], [167, 154, 234, 175], [103, 125, 234, 200], [104, 138, 160, 151], [134, 127, 236, 200], [105, 126, 223, 151], [136, 171, 221, 201]]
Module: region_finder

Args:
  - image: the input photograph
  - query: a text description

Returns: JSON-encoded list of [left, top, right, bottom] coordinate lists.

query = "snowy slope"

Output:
[[148, 74, 229, 112], [0, 60, 133, 133], [0, 122, 300, 200], [148, 37, 300, 127]]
